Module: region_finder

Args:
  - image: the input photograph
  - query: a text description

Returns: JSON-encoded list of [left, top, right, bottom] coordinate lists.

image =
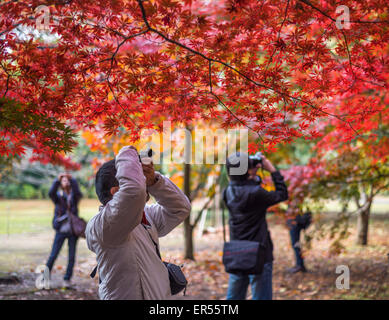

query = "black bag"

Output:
[[144, 226, 188, 295], [69, 212, 87, 238], [223, 240, 266, 275], [163, 262, 188, 295], [59, 191, 87, 237], [295, 211, 312, 230]]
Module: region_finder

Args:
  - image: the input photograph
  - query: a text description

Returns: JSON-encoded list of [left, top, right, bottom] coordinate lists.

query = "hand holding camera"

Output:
[[260, 156, 276, 173], [138, 148, 157, 186], [142, 162, 157, 187], [249, 152, 276, 173]]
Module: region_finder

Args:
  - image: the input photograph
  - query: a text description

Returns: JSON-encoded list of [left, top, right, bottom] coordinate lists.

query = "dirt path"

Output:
[[0, 218, 388, 300]]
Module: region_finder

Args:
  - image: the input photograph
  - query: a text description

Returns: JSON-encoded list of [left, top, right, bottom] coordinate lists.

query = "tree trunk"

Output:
[[184, 218, 194, 260], [356, 200, 372, 245], [183, 162, 194, 260], [214, 184, 221, 228], [183, 127, 194, 260]]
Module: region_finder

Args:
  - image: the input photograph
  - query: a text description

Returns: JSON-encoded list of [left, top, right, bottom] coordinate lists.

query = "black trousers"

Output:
[[289, 223, 304, 267], [46, 231, 78, 280]]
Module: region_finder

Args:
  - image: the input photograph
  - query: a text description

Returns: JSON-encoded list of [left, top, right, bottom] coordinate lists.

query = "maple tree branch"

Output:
[[207, 59, 264, 143], [106, 79, 138, 129], [192, 194, 215, 228], [324, 26, 385, 93], [265, 0, 290, 72], [0, 63, 11, 98], [327, 46, 386, 89], [208, 60, 213, 93], [297, 0, 389, 24], [318, 162, 389, 187], [75, 25, 149, 130], [210, 91, 265, 144], [320, 174, 389, 186], [134, 0, 358, 136], [192, 170, 225, 228], [373, 181, 389, 197], [2, 74, 10, 98], [99, 27, 152, 130], [298, 0, 336, 22], [83, 28, 149, 72], [138, 0, 152, 30], [77, 18, 128, 39], [279, 0, 290, 32], [109, 29, 149, 64], [0, 22, 22, 37], [133, 54, 195, 78], [189, 166, 211, 201], [340, 30, 356, 79], [136, 0, 269, 142]]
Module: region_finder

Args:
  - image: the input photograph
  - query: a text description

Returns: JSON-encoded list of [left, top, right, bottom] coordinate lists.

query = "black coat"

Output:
[[223, 171, 288, 263], [48, 178, 83, 231]]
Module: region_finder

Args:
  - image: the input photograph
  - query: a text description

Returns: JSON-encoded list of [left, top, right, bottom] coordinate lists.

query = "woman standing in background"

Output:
[[46, 173, 82, 287]]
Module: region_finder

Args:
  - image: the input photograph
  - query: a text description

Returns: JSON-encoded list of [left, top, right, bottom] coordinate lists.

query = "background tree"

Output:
[[82, 120, 226, 259], [0, 135, 99, 198]]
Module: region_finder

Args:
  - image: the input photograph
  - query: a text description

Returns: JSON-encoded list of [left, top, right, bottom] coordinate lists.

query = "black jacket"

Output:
[[48, 178, 83, 231], [223, 171, 288, 263]]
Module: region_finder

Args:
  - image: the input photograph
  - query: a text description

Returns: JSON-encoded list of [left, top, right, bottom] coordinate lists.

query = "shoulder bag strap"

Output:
[[221, 187, 229, 243], [143, 224, 162, 260]]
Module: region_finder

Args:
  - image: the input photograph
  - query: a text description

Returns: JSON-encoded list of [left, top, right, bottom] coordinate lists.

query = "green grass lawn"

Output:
[[322, 196, 389, 214], [0, 197, 388, 235], [0, 199, 100, 235]]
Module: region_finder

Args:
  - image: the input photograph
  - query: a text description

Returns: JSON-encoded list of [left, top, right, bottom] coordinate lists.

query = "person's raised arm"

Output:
[[48, 176, 62, 204], [249, 156, 288, 208], [143, 163, 191, 237], [91, 146, 147, 247], [69, 177, 83, 204]]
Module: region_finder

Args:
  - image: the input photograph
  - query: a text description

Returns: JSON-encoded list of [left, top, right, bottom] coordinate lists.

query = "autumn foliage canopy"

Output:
[[0, 0, 388, 168]]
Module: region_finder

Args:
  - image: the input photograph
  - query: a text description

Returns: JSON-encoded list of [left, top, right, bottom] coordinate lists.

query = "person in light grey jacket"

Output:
[[86, 146, 191, 300]]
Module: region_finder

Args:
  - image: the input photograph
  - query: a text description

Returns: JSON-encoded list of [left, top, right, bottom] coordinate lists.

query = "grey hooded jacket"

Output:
[[86, 146, 191, 300]]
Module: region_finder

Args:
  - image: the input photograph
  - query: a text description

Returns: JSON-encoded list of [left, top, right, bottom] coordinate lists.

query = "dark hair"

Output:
[[59, 175, 68, 183], [226, 152, 250, 181], [95, 159, 119, 205], [59, 175, 70, 190]]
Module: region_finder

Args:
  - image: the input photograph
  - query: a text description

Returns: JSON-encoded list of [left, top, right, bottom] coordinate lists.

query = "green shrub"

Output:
[[0, 183, 40, 199], [20, 184, 38, 199], [0, 182, 96, 199], [3, 184, 21, 199], [80, 184, 97, 199], [38, 185, 50, 199]]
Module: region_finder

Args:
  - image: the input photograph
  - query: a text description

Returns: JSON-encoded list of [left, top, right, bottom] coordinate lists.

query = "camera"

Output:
[[249, 152, 263, 169], [139, 149, 153, 165]]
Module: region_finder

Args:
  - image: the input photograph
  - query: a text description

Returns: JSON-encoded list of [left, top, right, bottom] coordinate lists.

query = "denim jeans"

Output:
[[226, 262, 273, 300], [289, 224, 304, 267], [46, 232, 78, 280]]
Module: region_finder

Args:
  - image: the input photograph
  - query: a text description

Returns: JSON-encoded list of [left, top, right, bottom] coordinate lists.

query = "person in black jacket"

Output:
[[224, 152, 288, 300], [46, 173, 82, 287]]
